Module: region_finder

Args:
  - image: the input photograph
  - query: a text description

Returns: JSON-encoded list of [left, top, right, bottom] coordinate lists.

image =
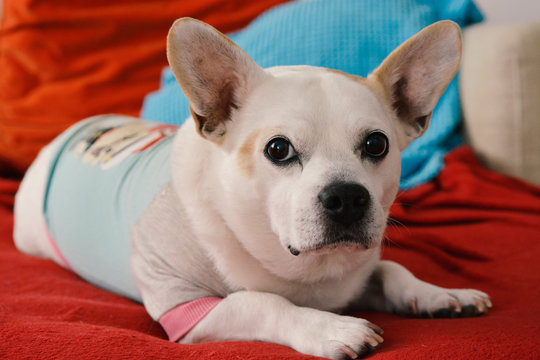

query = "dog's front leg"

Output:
[[181, 290, 384, 360], [358, 260, 492, 317]]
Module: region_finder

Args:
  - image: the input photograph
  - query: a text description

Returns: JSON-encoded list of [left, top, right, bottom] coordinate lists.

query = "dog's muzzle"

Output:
[[287, 181, 372, 257], [318, 181, 370, 226]]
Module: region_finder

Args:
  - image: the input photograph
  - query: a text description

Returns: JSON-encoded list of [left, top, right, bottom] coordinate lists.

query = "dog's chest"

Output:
[[216, 248, 375, 312]]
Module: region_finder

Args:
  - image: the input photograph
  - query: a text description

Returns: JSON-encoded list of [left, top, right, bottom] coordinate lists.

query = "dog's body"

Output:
[[14, 18, 491, 359]]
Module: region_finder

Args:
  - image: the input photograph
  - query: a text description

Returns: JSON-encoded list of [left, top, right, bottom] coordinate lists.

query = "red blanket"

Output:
[[1, 147, 539, 359]]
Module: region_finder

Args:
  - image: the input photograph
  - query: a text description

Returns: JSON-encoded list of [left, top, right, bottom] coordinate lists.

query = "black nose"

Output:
[[318, 182, 370, 226]]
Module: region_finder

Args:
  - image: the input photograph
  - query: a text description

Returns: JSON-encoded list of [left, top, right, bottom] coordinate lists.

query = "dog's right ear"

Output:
[[167, 18, 267, 143]]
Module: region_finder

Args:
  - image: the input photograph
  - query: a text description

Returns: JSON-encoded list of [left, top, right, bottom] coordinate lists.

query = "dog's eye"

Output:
[[364, 131, 389, 159], [265, 137, 297, 164]]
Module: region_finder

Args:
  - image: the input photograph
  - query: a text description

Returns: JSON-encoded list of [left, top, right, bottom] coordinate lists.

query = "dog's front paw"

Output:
[[293, 311, 384, 360], [408, 287, 492, 318]]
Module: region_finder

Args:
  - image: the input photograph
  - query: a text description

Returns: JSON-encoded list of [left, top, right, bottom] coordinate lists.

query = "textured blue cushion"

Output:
[[141, 0, 482, 189]]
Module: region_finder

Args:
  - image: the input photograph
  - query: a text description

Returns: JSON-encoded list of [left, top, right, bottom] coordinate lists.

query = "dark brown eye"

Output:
[[364, 131, 388, 159], [265, 137, 297, 164]]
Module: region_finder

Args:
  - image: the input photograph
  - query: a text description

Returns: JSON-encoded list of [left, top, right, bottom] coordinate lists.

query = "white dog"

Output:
[[14, 18, 491, 359]]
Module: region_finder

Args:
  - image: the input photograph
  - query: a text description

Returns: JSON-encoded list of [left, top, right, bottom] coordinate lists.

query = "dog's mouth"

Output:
[[287, 235, 373, 256]]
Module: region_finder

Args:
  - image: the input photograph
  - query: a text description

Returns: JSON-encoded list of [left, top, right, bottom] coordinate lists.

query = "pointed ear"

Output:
[[371, 20, 462, 150], [167, 18, 267, 142]]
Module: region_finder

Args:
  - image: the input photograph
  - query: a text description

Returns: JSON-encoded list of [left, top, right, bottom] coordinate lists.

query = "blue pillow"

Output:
[[141, 0, 483, 189]]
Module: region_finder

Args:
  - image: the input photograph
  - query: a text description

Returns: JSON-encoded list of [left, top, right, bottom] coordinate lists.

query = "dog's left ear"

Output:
[[167, 18, 268, 142], [370, 21, 462, 150]]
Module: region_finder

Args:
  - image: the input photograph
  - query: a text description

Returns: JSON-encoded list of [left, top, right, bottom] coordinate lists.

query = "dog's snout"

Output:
[[318, 182, 370, 226]]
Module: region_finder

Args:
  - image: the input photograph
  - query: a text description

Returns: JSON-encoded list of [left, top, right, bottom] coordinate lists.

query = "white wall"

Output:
[[475, 0, 540, 23]]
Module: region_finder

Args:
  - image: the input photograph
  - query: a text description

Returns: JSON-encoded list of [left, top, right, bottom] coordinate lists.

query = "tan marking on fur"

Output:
[[364, 75, 396, 118], [323, 68, 368, 85], [323, 68, 396, 122], [237, 130, 261, 178]]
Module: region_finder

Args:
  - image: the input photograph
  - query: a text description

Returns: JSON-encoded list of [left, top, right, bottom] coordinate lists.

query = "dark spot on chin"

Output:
[[288, 245, 300, 256]]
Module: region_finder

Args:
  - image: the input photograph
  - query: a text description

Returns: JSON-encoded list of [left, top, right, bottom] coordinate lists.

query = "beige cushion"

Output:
[[460, 22, 540, 185]]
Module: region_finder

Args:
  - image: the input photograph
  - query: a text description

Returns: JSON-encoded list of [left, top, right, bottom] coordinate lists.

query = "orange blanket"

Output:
[[0, 0, 290, 176]]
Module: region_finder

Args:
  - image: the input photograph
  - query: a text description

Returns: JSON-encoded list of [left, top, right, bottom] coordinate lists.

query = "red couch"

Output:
[[1, 1, 539, 359]]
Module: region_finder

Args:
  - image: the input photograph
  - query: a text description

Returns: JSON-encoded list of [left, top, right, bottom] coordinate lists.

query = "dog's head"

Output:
[[167, 18, 461, 281]]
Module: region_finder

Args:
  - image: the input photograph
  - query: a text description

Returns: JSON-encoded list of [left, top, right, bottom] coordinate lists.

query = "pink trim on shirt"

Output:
[[159, 297, 222, 342], [43, 219, 74, 271]]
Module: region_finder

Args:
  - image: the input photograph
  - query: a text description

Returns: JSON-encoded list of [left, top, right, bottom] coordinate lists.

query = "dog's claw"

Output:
[[371, 332, 384, 344], [366, 322, 384, 335], [475, 298, 486, 313], [342, 345, 359, 359], [449, 296, 462, 313], [337, 331, 382, 360], [407, 288, 492, 319], [287, 245, 300, 256], [335, 323, 383, 359], [409, 298, 418, 315]]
